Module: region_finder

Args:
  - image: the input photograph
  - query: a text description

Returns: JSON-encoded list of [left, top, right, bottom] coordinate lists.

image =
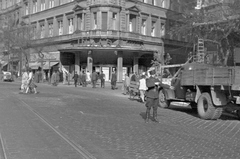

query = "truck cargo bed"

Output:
[[180, 63, 232, 86]]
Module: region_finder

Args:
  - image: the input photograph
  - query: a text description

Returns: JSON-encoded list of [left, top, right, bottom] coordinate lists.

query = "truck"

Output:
[[158, 61, 240, 120]]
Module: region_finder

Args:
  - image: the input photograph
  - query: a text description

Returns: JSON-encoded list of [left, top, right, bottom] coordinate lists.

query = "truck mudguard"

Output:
[[195, 86, 227, 106], [195, 85, 201, 103], [164, 89, 175, 100], [210, 87, 227, 106]]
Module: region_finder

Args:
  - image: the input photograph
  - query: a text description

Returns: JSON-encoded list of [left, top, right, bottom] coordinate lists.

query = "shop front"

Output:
[[59, 47, 155, 82]]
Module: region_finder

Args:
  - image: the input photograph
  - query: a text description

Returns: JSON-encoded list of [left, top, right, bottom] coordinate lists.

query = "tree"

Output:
[[0, 16, 35, 72], [0, 15, 55, 79], [170, 0, 240, 66]]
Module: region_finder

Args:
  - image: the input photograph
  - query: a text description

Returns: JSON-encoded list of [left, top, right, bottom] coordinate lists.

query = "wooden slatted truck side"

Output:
[[159, 62, 240, 120]]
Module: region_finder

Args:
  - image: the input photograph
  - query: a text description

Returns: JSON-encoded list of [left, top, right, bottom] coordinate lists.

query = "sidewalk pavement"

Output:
[[14, 77, 125, 95]]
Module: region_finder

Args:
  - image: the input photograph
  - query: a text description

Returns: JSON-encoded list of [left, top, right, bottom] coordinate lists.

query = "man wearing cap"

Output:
[[145, 69, 174, 123]]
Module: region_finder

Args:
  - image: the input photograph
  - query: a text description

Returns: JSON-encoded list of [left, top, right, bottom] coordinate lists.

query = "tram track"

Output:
[[0, 88, 96, 159], [17, 98, 96, 159]]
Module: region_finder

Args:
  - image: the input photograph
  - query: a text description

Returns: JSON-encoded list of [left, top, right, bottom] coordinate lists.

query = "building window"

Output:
[[41, 0, 46, 11], [49, 23, 53, 37], [77, 14, 84, 30], [143, 0, 147, 3], [112, 13, 117, 30], [68, 18, 74, 34], [49, 0, 54, 8], [93, 12, 97, 29], [32, 26, 37, 39], [33, 0, 37, 13], [25, 3, 29, 15], [59, 0, 63, 5], [101, 12, 107, 31], [151, 21, 156, 37], [58, 20, 63, 35], [40, 24, 45, 38], [129, 14, 136, 32], [152, 0, 156, 5], [161, 0, 168, 8], [160, 22, 165, 37], [141, 19, 146, 35], [9, 0, 12, 7]]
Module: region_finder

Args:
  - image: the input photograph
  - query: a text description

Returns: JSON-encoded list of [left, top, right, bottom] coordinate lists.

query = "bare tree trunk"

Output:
[[224, 49, 230, 66], [223, 38, 230, 66]]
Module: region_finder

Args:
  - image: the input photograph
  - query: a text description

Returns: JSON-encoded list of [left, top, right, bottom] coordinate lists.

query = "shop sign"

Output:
[[30, 52, 60, 62]]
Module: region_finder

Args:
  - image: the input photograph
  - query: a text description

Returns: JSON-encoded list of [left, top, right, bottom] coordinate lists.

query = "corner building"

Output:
[[1, 0, 191, 82]]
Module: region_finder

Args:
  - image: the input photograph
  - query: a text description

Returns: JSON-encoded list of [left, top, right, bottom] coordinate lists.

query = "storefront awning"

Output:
[[43, 62, 59, 70], [29, 62, 41, 69]]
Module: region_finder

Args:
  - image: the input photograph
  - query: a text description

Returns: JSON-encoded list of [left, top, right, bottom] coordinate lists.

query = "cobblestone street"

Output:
[[0, 81, 240, 159]]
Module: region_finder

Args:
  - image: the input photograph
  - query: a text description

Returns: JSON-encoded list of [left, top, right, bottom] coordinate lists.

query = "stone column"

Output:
[[44, 19, 48, 38], [63, 14, 68, 34], [53, 17, 58, 36], [87, 50, 93, 73], [147, 14, 152, 36], [126, 13, 129, 31], [133, 52, 139, 74], [117, 51, 123, 82], [75, 52, 80, 74]]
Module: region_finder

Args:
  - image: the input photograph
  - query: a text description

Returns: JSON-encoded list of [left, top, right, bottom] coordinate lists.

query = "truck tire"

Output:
[[197, 93, 222, 120], [159, 90, 170, 108]]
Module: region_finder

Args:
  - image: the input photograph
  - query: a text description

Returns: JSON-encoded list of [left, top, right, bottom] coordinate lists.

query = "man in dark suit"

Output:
[[72, 72, 79, 87], [145, 69, 174, 123], [99, 71, 105, 88]]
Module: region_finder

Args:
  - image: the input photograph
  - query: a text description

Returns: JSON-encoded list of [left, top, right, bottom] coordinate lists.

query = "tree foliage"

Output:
[[170, 0, 240, 66], [0, 16, 35, 68]]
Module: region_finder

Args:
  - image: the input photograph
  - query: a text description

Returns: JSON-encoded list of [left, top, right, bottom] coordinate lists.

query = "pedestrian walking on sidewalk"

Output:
[[139, 74, 147, 103], [19, 68, 29, 94], [26, 68, 38, 94], [111, 71, 117, 90], [86, 71, 91, 85], [145, 69, 174, 123], [82, 71, 87, 87], [99, 71, 105, 88], [78, 71, 82, 86], [51, 70, 58, 86], [72, 72, 79, 87], [91, 70, 98, 88], [123, 74, 130, 95]]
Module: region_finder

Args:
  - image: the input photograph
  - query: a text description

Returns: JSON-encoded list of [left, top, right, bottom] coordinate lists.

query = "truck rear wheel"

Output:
[[159, 90, 170, 108], [197, 93, 222, 120]]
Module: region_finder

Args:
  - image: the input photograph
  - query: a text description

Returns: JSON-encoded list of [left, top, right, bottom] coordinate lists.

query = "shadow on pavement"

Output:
[[164, 103, 239, 121]]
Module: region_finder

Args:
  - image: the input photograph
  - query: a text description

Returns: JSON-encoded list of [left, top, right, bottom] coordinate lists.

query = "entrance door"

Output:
[[102, 67, 110, 81]]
